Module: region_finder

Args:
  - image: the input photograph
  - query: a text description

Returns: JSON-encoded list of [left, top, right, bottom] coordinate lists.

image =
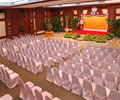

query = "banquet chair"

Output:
[[96, 54, 104, 62], [25, 83, 36, 100], [18, 78, 34, 100], [61, 71, 72, 91], [35, 88, 44, 100], [42, 91, 53, 100], [0, 94, 12, 100], [99, 61, 110, 72], [90, 59, 100, 70], [74, 62, 83, 78], [83, 79, 95, 100], [46, 66, 54, 83], [5, 69, 19, 89], [83, 66, 92, 82], [105, 56, 114, 64], [108, 89, 120, 100], [100, 46, 106, 51], [74, 55, 81, 64], [52, 97, 61, 100], [104, 72, 118, 89], [53, 68, 62, 87], [82, 57, 90, 66], [107, 47, 113, 52], [71, 75, 83, 96], [110, 63, 120, 77], [93, 69, 104, 86], [66, 60, 74, 75], [94, 84, 107, 100]]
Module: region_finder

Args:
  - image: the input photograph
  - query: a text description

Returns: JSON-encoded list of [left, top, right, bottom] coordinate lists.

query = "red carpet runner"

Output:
[[70, 30, 108, 36]]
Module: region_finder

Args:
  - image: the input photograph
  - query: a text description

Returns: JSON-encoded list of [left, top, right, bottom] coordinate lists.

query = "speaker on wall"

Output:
[[0, 9, 4, 13]]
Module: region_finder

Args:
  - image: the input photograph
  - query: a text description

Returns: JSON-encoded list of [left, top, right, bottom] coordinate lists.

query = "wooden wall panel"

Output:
[[5, 9, 30, 37], [35, 8, 45, 32]]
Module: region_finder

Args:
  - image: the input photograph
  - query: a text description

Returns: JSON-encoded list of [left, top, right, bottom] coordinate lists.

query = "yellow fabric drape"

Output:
[[83, 16, 108, 31]]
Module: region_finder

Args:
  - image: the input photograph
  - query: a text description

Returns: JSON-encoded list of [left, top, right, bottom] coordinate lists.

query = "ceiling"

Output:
[[0, 0, 45, 7], [0, 0, 119, 8]]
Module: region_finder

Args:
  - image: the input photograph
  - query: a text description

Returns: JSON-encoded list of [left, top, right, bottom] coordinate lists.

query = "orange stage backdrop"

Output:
[[83, 15, 108, 31]]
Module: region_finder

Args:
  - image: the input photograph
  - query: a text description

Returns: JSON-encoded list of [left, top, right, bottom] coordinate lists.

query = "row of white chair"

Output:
[[46, 67, 120, 100], [3, 35, 80, 74], [0, 64, 19, 89], [82, 44, 120, 55], [60, 55, 120, 78], [80, 48, 120, 65], [59, 58, 120, 89], [18, 78, 61, 100], [7, 50, 43, 74]]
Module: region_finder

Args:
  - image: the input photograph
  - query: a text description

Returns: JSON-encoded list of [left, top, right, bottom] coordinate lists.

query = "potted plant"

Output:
[[51, 16, 62, 32], [45, 18, 54, 37], [19, 26, 24, 34], [107, 19, 120, 38], [71, 18, 79, 31]]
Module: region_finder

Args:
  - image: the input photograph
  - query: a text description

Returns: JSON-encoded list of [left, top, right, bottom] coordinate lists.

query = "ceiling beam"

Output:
[[12, 0, 108, 8]]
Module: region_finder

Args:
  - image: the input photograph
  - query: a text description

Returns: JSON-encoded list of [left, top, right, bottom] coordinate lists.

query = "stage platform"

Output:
[[70, 30, 108, 36]]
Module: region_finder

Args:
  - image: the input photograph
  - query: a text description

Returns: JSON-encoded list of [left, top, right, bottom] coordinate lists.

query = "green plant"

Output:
[[65, 16, 70, 29], [19, 26, 24, 33], [64, 32, 80, 39], [51, 16, 62, 32], [64, 32, 73, 38], [71, 18, 79, 31], [107, 32, 115, 39], [93, 35, 109, 43], [83, 34, 111, 43], [71, 33, 80, 39], [45, 19, 52, 31], [107, 19, 120, 37], [83, 34, 93, 41]]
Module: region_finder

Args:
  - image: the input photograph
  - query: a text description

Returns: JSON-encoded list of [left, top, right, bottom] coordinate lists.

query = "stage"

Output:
[[70, 30, 108, 36]]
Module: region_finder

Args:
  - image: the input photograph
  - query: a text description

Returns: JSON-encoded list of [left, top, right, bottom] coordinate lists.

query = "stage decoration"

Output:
[[65, 16, 70, 32], [102, 9, 108, 14], [60, 16, 64, 27], [70, 7, 109, 36], [60, 11, 64, 15], [91, 7, 98, 16], [116, 8, 120, 14], [73, 16, 78, 18], [73, 10, 78, 15], [116, 16, 120, 19], [83, 10, 87, 14], [83, 15, 108, 31], [70, 30, 107, 36]]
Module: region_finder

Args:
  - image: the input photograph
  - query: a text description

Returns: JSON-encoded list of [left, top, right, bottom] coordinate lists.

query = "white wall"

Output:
[[0, 13, 6, 37]]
